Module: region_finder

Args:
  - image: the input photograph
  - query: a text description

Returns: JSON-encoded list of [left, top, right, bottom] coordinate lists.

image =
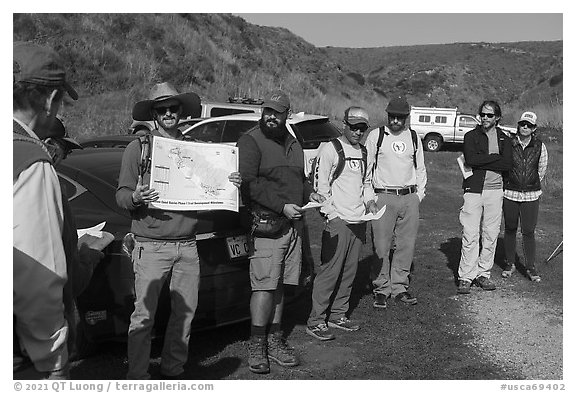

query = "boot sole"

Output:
[[305, 329, 335, 341], [268, 355, 299, 367], [248, 365, 270, 374]]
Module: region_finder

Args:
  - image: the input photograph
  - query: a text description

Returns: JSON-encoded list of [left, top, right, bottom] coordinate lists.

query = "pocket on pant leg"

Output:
[[249, 238, 276, 289]]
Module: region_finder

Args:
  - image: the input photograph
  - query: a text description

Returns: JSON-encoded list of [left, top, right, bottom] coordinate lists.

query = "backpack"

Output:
[[309, 138, 368, 191], [373, 126, 419, 171]]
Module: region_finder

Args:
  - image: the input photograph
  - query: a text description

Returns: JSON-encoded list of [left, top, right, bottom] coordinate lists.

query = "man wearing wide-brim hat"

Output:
[[116, 82, 241, 379]]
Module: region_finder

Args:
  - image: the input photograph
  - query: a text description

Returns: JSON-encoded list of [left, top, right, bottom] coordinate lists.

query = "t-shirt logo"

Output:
[[347, 159, 362, 172], [391, 141, 407, 155]]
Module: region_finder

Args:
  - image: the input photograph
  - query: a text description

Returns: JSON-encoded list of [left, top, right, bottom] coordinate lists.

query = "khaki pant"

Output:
[[458, 189, 504, 282]]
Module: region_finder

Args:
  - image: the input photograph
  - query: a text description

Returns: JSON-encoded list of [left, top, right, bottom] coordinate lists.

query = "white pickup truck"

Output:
[[410, 106, 516, 152]]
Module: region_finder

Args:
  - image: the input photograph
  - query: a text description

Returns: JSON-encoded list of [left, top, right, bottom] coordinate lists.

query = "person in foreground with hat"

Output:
[[116, 82, 242, 379], [457, 100, 512, 294], [237, 90, 324, 374], [40, 118, 105, 359], [13, 41, 78, 379], [305, 106, 377, 341], [364, 95, 427, 308], [501, 111, 548, 282]]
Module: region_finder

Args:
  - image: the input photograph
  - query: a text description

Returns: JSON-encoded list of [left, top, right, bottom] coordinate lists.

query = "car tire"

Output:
[[423, 135, 443, 152]]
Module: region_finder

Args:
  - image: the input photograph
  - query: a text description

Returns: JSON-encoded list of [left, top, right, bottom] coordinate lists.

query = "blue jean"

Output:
[[127, 239, 200, 379], [371, 193, 420, 297]]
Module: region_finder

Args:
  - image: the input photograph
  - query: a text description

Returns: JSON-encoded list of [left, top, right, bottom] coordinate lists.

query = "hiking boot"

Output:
[[395, 292, 418, 305], [526, 268, 542, 283], [501, 263, 516, 278], [327, 317, 360, 332], [306, 323, 335, 341], [457, 280, 471, 294], [247, 335, 270, 374], [373, 293, 389, 309], [474, 276, 496, 291], [267, 332, 299, 367]]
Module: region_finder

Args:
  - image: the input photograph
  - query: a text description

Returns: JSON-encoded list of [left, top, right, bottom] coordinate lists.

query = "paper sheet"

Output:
[[457, 154, 473, 179]]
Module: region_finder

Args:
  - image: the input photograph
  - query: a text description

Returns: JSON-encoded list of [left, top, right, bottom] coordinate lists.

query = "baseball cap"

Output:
[[344, 106, 370, 127], [518, 111, 537, 125], [386, 96, 410, 116], [263, 90, 290, 113], [13, 42, 78, 100]]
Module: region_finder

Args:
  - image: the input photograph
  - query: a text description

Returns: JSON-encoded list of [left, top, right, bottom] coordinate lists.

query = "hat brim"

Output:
[[263, 102, 289, 113], [346, 118, 369, 126], [132, 92, 201, 121], [518, 119, 537, 125], [64, 81, 78, 100]]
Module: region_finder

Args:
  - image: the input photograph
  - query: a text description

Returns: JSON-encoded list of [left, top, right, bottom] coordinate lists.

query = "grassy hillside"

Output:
[[13, 13, 563, 139]]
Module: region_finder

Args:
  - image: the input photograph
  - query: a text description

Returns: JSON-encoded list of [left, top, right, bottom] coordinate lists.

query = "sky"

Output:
[[235, 13, 563, 48]]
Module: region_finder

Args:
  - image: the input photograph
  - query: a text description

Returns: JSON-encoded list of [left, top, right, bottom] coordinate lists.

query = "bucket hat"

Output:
[[132, 82, 201, 121], [13, 41, 78, 100]]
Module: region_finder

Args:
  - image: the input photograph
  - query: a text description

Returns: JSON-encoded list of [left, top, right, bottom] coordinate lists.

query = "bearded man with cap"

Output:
[[116, 82, 241, 379], [501, 111, 548, 282], [237, 90, 323, 374], [364, 95, 427, 309], [305, 106, 377, 341], [13, 41, 78, 379]]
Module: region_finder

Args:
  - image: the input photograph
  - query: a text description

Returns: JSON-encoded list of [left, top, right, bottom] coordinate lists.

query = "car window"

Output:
[[289, 119, 341, 149], [459, 116, 478, 128], [222, 120, 258, 143], [187, 121, 225, 143], [58, 174, 87, 201], [210, 108, 255, 117]]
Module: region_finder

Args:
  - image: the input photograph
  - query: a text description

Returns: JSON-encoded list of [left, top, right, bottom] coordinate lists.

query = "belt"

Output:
[[374, 185, 417, 196]]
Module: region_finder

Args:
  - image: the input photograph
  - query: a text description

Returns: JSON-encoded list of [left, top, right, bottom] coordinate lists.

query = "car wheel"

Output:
[[424, 135, 442, 152]]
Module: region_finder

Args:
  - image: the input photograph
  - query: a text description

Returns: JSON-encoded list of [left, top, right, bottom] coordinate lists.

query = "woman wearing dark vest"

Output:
[[501, 112, 548, 282]]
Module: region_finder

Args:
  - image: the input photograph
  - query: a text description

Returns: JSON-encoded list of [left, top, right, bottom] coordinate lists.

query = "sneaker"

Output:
[[306, 323, 336, 341], [267, 332, 299, 367], [395, 292, 418, 305], [474, 276, 496, 291], [457, 280, 471, 294], [373, 293, 389, 309], [247, 335, 270, 374], [501, 264, 516, 278], [327, 317, 360, 332], [526, 269, 542, 283]]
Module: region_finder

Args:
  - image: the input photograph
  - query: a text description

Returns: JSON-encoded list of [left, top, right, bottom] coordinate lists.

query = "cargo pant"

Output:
[[127, 239, 200, 379], [308, 218, 366, 326], [371, 192, 420, 297]]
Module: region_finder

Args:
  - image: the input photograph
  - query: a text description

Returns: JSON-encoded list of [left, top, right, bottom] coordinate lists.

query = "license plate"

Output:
[[226, 235, 250, 259]]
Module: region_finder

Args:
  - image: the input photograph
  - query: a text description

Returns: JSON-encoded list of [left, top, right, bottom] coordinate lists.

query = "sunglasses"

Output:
[[154, 105, 181, 114], [479, 112, 496, 118], [518, 121, 536, 129], [347, 123, 368, 133]]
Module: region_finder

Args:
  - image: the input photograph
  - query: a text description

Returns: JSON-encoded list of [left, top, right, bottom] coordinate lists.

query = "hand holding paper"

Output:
[[77, 221, 114, 251]]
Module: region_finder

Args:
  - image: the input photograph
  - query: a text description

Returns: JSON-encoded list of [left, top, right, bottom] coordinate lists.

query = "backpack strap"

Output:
[[137, 134, 152, 176], [409, 127, 418, 169], [329, 139, 346, 186], [360, 144, 368, 183]]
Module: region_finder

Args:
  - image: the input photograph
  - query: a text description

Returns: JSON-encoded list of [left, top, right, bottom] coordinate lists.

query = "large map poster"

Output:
[[149, 136, 239, 212]]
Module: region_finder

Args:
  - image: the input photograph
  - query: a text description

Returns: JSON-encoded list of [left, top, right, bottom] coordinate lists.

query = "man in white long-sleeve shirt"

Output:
[[13, 42, 79, 379], [306, 107, 377, 341], [364, 96, 427, 309]]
